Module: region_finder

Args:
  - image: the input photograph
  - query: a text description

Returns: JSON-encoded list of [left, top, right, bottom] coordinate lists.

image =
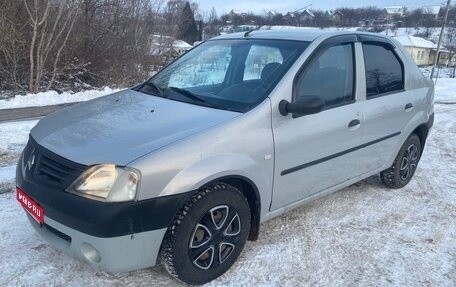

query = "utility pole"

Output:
[[430, 0, 451, 80]]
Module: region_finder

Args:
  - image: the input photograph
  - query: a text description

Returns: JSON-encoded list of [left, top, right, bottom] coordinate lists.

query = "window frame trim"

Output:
[[292, 34, 358, 112]]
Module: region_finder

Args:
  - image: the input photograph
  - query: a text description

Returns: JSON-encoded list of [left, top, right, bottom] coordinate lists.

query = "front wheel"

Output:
[[159, 183, 251, 285], [380, 133, 421, 189]]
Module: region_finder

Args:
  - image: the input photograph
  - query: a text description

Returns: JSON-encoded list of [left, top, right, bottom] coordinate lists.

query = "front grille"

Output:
[[44, 224, 72, 243], [36, 152, 75, 185], [24, 137, 87, 189]]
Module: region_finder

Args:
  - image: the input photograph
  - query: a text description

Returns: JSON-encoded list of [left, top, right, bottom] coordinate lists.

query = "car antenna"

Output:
[[244, 29, 254, 37]]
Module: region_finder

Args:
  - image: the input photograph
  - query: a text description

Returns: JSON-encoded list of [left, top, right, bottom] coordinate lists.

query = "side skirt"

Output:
[[261, 164, 390, 223]]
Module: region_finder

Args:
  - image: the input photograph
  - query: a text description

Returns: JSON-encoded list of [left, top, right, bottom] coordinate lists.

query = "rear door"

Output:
[[356, 38, 413, 169]]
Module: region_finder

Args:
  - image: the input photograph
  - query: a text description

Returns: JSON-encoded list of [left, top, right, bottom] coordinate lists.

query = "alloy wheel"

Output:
[[189, 205, 241, 270], [400, 143, 419, 181]]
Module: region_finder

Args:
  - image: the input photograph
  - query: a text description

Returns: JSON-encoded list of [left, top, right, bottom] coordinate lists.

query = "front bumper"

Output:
[[17, 137, 196, 272], [27, 213, 167, 272]]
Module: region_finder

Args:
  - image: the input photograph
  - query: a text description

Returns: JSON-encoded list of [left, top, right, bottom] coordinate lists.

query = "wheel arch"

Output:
[[204, 175, 261, 241], [411, 123, 430, 151]]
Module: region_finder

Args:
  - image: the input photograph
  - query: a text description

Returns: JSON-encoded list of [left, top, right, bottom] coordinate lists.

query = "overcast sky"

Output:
[[194, 0, 445, 15]]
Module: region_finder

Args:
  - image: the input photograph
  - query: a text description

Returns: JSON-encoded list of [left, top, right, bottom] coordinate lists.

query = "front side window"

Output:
[[295, 43, 355, 108], [363, 43, 404, 98], [139, 39, 309, 112]]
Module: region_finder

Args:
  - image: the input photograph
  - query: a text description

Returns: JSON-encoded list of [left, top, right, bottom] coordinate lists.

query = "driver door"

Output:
[[271, 37, 367, 210]]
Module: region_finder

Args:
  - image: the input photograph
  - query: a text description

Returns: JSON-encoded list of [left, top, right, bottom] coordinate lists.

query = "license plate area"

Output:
[[17, 187, 44, 224]]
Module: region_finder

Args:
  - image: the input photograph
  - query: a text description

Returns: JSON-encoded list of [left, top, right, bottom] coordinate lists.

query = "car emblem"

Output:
[[27, 150, 36, 171]]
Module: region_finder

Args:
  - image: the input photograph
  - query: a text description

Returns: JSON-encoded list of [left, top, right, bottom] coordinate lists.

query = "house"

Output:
[[325, 10, 343, 22], [393, 35, 453, 66], [299, 9, 315, 22], [229, 9, 247, 18], [422, 6, 441, 19], [150, 35, 192, 59], [266, 10, 276, 20], [284, 12, 296, 21], [384, 6, 405, 20]]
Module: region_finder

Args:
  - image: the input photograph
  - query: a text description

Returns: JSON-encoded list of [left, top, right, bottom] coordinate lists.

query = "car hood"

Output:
[[31, 89, 240, 166]]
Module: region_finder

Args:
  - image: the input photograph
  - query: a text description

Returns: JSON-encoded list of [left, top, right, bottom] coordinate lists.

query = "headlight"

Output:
[[66, 164, 140, 202]]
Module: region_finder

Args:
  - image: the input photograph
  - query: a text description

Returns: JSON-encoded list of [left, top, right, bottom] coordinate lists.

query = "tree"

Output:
[[203, 6, 220, 39], [24, 0, 81, 92], [0, 0, 27, 93], [177, 2, 198, 44], [444, 26, 456, 77]]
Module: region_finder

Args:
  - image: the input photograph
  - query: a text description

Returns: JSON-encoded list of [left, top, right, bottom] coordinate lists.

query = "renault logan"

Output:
[[17, 30, 434, 285]]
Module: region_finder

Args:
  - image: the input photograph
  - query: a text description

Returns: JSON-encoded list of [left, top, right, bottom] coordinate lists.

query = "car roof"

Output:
[[210, 29, 390, 43]]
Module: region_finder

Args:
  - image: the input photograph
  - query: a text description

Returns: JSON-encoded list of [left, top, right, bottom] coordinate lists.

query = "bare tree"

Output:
[[0, 0, 27, 93], [1, 0, 196, 95], [444, 27, 456, 77], [24, 0, 80, 92]]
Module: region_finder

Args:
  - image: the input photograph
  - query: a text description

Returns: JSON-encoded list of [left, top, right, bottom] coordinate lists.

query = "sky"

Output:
[[194, 0, 445, 15]]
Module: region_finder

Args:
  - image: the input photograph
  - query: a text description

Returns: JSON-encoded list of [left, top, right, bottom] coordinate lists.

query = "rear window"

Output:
[[363, 44, 404, 98]]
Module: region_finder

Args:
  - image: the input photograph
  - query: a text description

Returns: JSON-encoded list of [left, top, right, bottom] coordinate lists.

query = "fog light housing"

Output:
[[80, 242, 101, 263]]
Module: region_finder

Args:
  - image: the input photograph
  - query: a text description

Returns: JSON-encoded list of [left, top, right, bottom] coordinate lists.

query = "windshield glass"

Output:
[[137, 39, 310, 112]]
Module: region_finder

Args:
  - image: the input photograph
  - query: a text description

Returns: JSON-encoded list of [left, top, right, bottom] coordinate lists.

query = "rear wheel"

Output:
[[159, 183, 251, 285], [380, 133, 421, 189]]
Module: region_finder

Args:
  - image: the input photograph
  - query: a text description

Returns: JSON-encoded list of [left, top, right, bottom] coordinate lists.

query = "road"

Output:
[[0, 103, 77, 123]]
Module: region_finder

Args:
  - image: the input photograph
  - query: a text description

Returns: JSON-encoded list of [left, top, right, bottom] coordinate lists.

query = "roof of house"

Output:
[[393, 35, 437, 49], [229, 9, 242, 15], [326, 10, 342, 16], [384, 6, 405, 14], [173, 40, 192, 49], [285, 12, 296, 18], [301, 9, 315, 17], [150, 35, 192, 55], [422, 6, 440, 15]]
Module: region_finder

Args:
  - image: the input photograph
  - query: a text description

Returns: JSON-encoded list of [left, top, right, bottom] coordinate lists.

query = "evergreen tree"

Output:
[[177, 2, 198, 44]]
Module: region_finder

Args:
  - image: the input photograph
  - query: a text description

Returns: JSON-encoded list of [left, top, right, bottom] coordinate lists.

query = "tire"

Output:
[[159, 183, 251, 285], [380, 133, 421, 189]]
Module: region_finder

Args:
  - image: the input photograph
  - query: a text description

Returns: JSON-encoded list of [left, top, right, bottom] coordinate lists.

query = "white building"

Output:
[[394, 35, 453, 66]]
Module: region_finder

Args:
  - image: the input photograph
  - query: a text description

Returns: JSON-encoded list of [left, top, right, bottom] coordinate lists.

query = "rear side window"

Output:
[[363, 44, 404, 98]]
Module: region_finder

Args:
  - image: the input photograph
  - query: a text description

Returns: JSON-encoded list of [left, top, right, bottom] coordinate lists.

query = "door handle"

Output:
[[405, 103, 413, 111], [348, 119, 360, 128]]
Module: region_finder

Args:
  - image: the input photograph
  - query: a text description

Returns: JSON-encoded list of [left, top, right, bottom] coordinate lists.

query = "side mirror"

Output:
[[279, 96, 325, 118]]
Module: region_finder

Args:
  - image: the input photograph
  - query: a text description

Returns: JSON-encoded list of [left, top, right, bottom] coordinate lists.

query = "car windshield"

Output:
[[137, 39, 310, 112]]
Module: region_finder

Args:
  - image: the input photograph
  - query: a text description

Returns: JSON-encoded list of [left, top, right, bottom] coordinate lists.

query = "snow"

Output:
[[434, 78, 456, 103], [0, 87, 120, 110], [393, 35, 437, 49], [420, 66, 456, 79], [173, 40, 193, 49], [0, 80, 455, 286], [0, 120, 37, 183]]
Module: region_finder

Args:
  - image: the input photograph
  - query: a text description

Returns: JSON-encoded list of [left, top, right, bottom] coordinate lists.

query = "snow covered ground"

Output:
[[0, 80, 455, 286], [0, 87, 120, 110], [420, 67, 456, 80]]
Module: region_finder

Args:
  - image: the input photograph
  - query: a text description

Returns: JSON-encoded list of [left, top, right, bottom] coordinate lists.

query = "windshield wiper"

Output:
[[141, 81, 165, 97], [168, 87, 207, 103], [167, 86, 228, 110]]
